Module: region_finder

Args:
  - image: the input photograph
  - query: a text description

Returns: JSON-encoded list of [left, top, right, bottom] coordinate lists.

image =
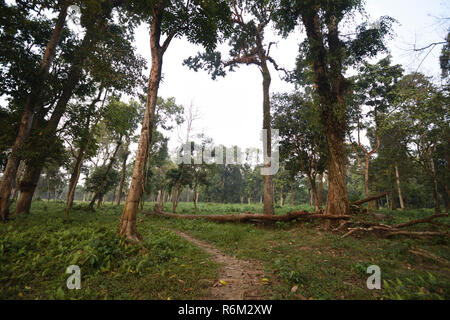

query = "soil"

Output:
[[172, 230, 266, 300]]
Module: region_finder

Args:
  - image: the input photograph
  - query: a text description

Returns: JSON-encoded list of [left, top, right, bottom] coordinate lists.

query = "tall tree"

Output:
[[351, 56, 403, 209], [87, 99, 140, 211], [184, 0, 289, 215], [0, 1, 69, 221], [275, 0, 394, 221], [14, 1, 144, 216], [118, 0, 230, 240]]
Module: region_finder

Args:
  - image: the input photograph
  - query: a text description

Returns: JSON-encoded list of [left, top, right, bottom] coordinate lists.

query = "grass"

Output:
[[1, 200, 449, 300], [0, 201, 218, 300]]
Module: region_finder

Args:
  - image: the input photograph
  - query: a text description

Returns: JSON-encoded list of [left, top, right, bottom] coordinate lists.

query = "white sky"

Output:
[[129, 0, 449, 155]]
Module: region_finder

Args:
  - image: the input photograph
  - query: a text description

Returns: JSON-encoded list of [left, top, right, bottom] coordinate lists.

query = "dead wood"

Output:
[[409, 248, 450, 266], [148, 205, 350, 223], [393, 213, 448, 229], [351, 191, 390, 206], [385, 230, 447, 238]]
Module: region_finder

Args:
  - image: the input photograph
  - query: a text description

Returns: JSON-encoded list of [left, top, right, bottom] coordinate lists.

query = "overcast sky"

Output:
[[129, 0, 449, 156]]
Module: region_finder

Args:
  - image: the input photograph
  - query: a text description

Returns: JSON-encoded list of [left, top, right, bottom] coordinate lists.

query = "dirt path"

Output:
[[171, 230, 266, 300]]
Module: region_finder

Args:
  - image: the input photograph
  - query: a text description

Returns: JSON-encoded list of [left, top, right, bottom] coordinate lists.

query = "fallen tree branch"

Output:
[[351, 191, 390, 206], [409, 248, 450, 266], [149, 206, 350, 223], [393, 213, 448, 229], [341, 225, 399, 238], [385, 231, 447, 238]]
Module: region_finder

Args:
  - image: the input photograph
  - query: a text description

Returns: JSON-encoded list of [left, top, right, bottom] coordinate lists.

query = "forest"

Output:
[[0, 0, 449, 301]]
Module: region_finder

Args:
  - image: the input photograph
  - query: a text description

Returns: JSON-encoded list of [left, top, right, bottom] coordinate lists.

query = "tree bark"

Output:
[[12, 161, 25, 201], [430, 159, 441, 213], [194, 184, 199, 211], [14, 26, 98, 217], [152, 206, 349, 223], [111, 186, 116, 204], [118, 3, 168, 241], [308, 175, 319, 211], [116, 145, 129, 206], [318, 173, 323, 207], [352, 191, 390, 206], [14, 165, 42, 215], [0, 4, 68, 221], [260, 60, 275, 215], [394, 163, 405, 211], [301, 10, 351, 226]]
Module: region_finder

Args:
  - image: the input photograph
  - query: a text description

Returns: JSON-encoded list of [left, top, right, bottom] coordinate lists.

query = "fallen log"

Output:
[[351, 191, 390, 206], [409, 248, 450, 266], [393, 213, 448, 229], [341, 225, 398, 238], [385, 230, 447, 238], [149, 206, 350, 223]]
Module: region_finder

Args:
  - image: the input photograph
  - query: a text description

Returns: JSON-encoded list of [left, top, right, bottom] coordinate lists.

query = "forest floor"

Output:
[[0, 200, 449, 300], [171, 230, 265, 299]]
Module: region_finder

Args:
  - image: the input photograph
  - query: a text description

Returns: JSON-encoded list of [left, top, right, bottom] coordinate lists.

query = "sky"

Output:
[[129, 0, 449, 156]]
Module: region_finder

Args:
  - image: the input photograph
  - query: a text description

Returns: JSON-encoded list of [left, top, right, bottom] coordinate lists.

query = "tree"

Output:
[[184, 0, 290, 215], [272, 92, 327, 211], [351, 56, 403, 209], [118, 0, 230, 240], [275, 0, 394, 222], [396, 73, 449, 213], [0, 1, 69, 221], [166, 165, 193, 213], [13, 1, 145, 216], [84, 165, 120, 207], [87, 99, 140, 211], [439, 31, 450, 81]]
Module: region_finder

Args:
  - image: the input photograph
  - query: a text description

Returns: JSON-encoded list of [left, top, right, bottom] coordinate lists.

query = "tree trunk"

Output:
[[259, 54, 275, 215], [89, 140, 122, 210], [12, 23, 98, 219], [290, 182, 295, 206], [12, 161, 25, 201], [323, 130, 350, 220], [309, 175, 319, 211], [118, 4, 168, 241], [195, 191, 199, 208], [111, 186, 116, 204], [47, 174, 50, 202], [394, 163, 405, 211], [65, 91, 107, 217], [172, 186, 182, 213], [318, 173, 323, 207], [14, 165, 42, 215], [364, 155, 375, 210], [301, 10, 350, 227], [153, 207, 349, 223], [430, 159, 441, 213], [0, 5, 68, 221], [116, 148, 129, 206], [194, 185, 199, 211]]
